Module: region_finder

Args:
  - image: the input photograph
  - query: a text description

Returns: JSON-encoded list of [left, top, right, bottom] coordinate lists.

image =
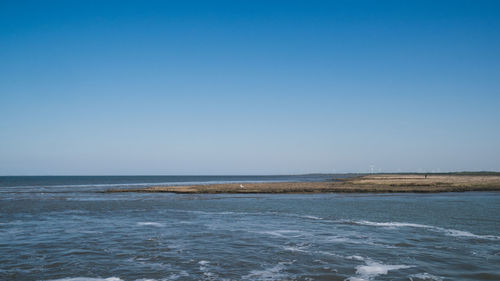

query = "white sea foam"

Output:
[[162, 271, 190, 280], [354, 220, 429, 228], [350, 220, 500, 240], [257, 230, 305, 238], [325, 235, 377, 246], [282, 245, 309, 252], [243, 264, 285, 280], [326, 236, 361, 244], [48, 276, 191, 281], [137, 222, 164, 227], [198, 260, 216, 278], [440, 228, 499, 239], [242, 261, 294, 280], [347, 261, 413, 281], [357, 263, 412, 276], [282, 246, 306, 252], [346, 278, 367, 281], [198, 260, 210, 266], [177, 209, 250, 216], [409, 272, 443, 280], [300, 215, 323, 220], [346, 255, 365, 261], [49, 277, 123, 281], [198, 260, 210, 272]]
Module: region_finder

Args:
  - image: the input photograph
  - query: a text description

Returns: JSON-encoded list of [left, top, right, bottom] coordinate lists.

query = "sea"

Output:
[[0, 175, 499, 281]]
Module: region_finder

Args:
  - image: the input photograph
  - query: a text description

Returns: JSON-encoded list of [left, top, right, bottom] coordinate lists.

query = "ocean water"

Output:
[[0, 176, 499, 281]]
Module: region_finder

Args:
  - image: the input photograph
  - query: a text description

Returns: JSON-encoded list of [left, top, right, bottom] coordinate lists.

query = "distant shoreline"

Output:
[[105, 174, 500, 194]]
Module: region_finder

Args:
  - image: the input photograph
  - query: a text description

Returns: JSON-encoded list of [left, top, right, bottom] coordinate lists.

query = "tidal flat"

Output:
[[106, 174, 500, 194]]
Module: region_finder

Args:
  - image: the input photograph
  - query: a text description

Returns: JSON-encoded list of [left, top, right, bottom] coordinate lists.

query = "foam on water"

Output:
[[409, 272, 443, 280], [242, 261, 294, 281], [325, 235, 376, 245], [198, 260, 210, 266], [440, 228, 500, 240], [353, 220, 429, 228], [346, 255, 365, 261], [282, 243, 310, 253], [162, 271, 190, 280], [137, 222, 164, 227], [197, 260, 217, 278], [347, 261, 413, 281], [48, 277, 123, 281], [282, 246, 308, 252], [299, 215, 323, 220], [351, 220, 500, 240], [48, 276, 191, 281], [256, 230, 306, 238]]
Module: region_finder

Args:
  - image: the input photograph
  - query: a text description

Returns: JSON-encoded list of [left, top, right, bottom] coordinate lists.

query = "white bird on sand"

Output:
[[240, 184, 245, 189]]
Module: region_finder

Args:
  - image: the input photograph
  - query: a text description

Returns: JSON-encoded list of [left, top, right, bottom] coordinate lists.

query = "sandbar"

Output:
[[105, 174, 500, 194]]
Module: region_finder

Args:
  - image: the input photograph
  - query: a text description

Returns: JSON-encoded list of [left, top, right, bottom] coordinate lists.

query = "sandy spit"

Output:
[[105, 174, 500, 194]]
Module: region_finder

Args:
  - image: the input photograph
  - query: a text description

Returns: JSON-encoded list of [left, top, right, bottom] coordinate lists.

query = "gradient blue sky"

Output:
[[1, 0, 500, 175]]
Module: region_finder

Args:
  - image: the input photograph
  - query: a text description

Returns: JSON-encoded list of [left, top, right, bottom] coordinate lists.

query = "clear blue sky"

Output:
[[1, 0, 499, 175]]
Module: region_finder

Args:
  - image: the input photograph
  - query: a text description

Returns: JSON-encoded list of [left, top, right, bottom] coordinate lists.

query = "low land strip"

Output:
[[105, 174, 500, 194]]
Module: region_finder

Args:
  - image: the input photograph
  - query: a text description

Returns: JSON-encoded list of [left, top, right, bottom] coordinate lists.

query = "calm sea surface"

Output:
[[0, 176, 499, 281]]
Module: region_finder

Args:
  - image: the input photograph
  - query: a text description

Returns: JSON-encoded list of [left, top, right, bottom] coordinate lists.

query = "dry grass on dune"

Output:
[[346, 174, 500, 187]]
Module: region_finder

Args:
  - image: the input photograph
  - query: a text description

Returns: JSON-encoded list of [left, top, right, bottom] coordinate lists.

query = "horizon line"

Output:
[[1, 171, 499, 177]]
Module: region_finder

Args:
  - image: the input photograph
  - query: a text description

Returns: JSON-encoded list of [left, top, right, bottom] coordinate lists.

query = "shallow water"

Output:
[[0, 176, 499, 281]]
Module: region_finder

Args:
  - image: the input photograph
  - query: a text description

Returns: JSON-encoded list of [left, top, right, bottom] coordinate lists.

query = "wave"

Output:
[[352, 220, 430, 228], [347, 261, 413, 281], [325, 235, 370, 245], [256, 230, 306, 238], [409, 273, 443, 280], [298, 215, 323, 220], [346, 255, 365, 261], [137, 222, 164, 227], [349, 220, 500, 240], [439, 228, 499, 240]]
